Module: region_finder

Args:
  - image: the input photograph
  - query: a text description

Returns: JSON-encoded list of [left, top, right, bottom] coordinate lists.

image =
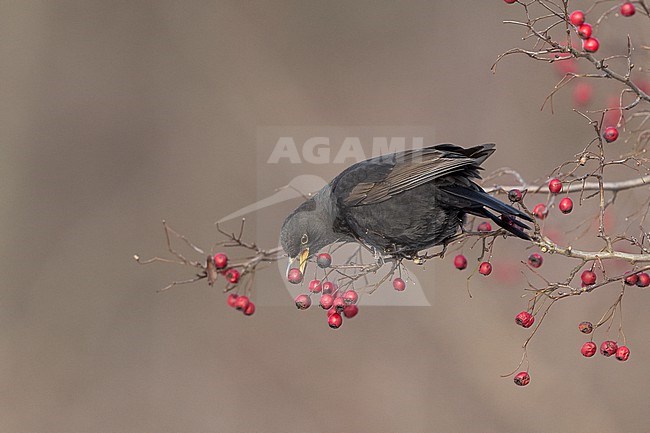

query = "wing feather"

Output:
[[344, 144, 493, 206]]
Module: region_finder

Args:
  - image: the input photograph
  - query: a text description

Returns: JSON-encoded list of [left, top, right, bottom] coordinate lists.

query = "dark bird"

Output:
[[280, 143, 532, 271]]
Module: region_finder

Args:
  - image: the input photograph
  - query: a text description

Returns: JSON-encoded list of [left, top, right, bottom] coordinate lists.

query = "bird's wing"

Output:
[[340, 144, 495, 206]]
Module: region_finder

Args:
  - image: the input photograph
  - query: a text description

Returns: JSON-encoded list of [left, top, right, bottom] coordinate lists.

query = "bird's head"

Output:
[[280, 195, 337, 274]]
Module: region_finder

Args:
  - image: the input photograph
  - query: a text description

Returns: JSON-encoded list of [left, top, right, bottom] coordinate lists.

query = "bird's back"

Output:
[[326, 143, 529, 256]]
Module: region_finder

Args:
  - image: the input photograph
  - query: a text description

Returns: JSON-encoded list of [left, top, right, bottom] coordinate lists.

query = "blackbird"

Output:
[[280, 143, 532, 272]]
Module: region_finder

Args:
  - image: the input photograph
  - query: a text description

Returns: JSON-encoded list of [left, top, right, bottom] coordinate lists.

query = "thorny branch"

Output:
[[493, 0, 650, 104], [488, 0, 650, 376], [134, 220, 284, 293], [484, 174, 650, 195], [134, 219, 411, 297]]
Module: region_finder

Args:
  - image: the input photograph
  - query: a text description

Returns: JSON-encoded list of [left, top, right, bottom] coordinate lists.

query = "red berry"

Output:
[[515, 311, 535, 328], [504, 0, 517, 3], [570, 10, 585, 26], [636, 272, 650, 287], [393, 277, 406, 291], [615, 345, 630, 361], [600, 340, 618, 357], [342, 289, 358, 305], [477, 221, 492, 232], [227, 293, 239, 308], [234, 295, 250, 311], [578, 321, 593, 334], [321, 281, 336, 294], [326, 307, 337, 317], [548, 178, 562, 194], [581, 341, 597, 357], [577, 23, 592, 39], [295, 294, 311, 310], [343, 304, 359, 318], [316, 253, 332, 268], [533, 203, 548, 219], [332, 296, 346, 311], [454, 254, 468, 270], [624, 272, 638, 286], [559, 197, 573, 214], [287, 268, 303, 284], [620, 2, 635, 16], [573, 82, 593, 106], [508, 189, 523, 203], [243, 301, 255, 316], [603, 126, 619, 143], [328, 312, 343, 329], [513, 372, 530, 386], [581, 270, 597, 285], [213, 253, 228, 269], [583, 37, 599, 53], [527, 253, 543, 268], [308, 279, 322, 293], [225, 268, 241, 284], [479, 262, 492, 276], [319, 294, 334, 310]]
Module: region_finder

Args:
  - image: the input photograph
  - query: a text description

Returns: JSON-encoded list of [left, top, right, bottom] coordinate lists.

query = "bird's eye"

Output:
[[301, 234, 308, 245]]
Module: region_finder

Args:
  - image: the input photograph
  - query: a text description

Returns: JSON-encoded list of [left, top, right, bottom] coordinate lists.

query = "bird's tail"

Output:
[[440, 185, 532, 240]]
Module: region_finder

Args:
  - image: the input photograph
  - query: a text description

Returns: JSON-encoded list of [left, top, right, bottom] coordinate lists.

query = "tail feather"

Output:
[[472, 208, 531, 241], [440, 184, 532, 240], [442, 185, 533, 222]]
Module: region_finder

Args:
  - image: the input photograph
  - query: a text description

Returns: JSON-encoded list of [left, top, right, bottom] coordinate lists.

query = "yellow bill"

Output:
[[286, 247, 310, 278], [298, 248, 309, 274]]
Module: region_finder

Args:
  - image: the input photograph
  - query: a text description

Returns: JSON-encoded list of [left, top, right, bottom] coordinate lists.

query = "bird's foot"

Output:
[[413, 256, 426, 265], [372, 247, 400, 268]]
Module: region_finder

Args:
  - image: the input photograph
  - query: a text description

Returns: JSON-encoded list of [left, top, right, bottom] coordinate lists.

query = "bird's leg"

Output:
[[412, 254, 426, 265], [445, 232, 468, 245], [416, 238, 457, 262], [372, 247, 386, 266], [432, 232, 469, 259], [348, 238, 391, 269]]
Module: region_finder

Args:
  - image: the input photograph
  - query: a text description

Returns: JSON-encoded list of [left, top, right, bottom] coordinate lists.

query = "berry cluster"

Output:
[[296, 276, 360, 329], [449, 163, 650, 386], [577, 321, 630, 361], [526, 1, 644, 116], [453, 253, 492, 275], [227, 292, 255, 316], [288, 252, 409, 329], [212, 252, 242, 284], [528, 3, 636, 57], [452, 181, 578, 281], [539, 179, 572, 217], [212, 252, 256, 316], [568, 10, 601, 54]]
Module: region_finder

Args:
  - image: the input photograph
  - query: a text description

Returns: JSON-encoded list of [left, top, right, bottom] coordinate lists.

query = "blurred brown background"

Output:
[[2, 1, 650, 432]]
